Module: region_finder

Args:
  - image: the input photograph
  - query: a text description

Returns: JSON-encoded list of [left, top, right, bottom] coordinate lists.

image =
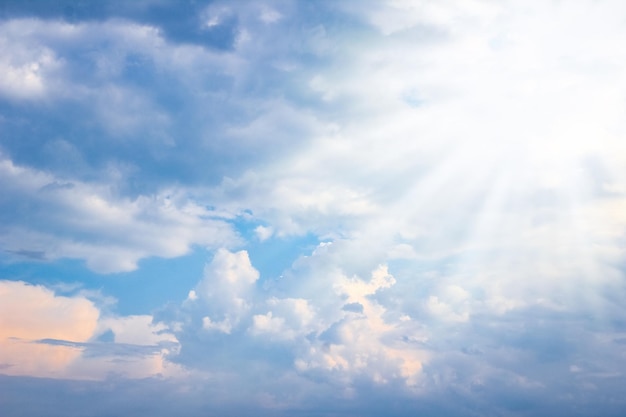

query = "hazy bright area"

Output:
[[1, 1, 626, 416]]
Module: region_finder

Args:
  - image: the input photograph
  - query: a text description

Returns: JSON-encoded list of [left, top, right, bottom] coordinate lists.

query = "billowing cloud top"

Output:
[[2, 1, 626, 416]]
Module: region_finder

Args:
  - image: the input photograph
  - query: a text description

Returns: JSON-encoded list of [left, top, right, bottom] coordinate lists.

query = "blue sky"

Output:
[[2, 1, 626, 416]]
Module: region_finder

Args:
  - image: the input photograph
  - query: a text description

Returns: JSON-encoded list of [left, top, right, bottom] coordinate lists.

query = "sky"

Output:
[[1, 0, 626, 416]]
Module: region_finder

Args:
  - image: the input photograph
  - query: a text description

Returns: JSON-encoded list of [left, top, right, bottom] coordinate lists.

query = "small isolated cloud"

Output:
[[254, 225, 273, 241]]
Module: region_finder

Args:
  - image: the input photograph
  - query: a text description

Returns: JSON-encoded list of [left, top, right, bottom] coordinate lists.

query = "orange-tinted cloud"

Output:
[[0, 280, 99, 377]]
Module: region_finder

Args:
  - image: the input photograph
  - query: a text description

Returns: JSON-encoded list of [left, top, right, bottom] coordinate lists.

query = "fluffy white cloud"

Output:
[[190, 249, 260, 333], [250, 297, 315, 341], [292, 264, 427, 387], [97, 315, 177, 346], [176, 245, 428, 388], [254, 225, 273, 241]]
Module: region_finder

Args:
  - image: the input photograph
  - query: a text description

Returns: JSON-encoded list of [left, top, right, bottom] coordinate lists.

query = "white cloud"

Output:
[[254, 225, 273, 241], [171, 245, 430, 388], [251, 312, 287, 336], [191, 249, 260, 332], [97, 315, 177, 346], [288, 264, 427, 387], [341, 0, 499, 36], [259, 7, 283, 24], [249, 297, 316, 341], [0, 45, 60, 100], [0, 17, 245, 143], [0, 156, 238, 273], [202, 4, 233, 28], [199, 0, 626, 321], [202, 316, 233, 334]]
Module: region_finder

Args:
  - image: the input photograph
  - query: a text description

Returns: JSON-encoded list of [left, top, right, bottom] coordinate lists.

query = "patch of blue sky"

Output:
[[1, 220, 319, 318], [232, 215, 320, 281], [104, 249, 211, 314], [0, 252, 203, 315], [247, 233, 320, 282]]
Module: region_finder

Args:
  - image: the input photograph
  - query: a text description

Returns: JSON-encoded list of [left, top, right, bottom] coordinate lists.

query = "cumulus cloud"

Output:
[[290, 264, 427, 387], [170, 246, 428, 391], [249, 297, 315, 341], [190, 249, 260, 333]]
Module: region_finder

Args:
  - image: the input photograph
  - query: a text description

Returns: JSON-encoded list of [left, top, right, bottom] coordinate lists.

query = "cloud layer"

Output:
[[2, 1, 626, 416]]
